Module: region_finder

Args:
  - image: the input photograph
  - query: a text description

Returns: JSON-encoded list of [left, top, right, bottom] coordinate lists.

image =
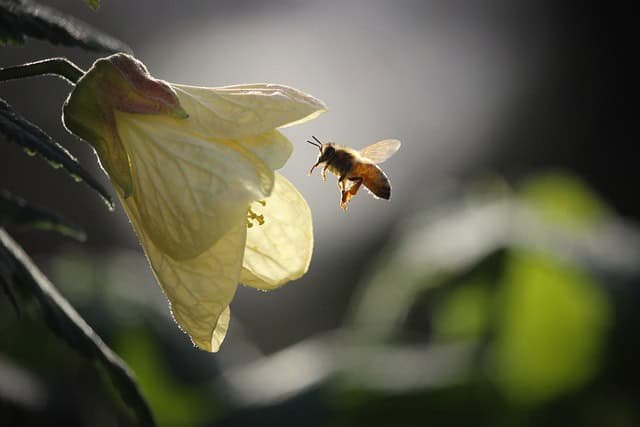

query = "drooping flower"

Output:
[[62, 53, 325, 351]]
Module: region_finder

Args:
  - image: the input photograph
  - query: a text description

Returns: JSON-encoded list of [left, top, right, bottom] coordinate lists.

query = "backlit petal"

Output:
[[212, 306, 231, 352], [172, 83, 327, 139], [115, 111, 273, 260], [123, 197, 245, 352], [240, 174, 313, 290], [232, 129, 293, 171]]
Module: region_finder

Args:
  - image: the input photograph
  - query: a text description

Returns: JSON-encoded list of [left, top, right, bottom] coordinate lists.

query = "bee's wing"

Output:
[[358, 139, 401, 164]]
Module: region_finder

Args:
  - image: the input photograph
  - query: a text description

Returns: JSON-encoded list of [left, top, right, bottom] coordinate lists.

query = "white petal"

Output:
[[123, 197, 245, 352], [115, 111, 273, 260], [240, 173, 313, 290], [172, 83, 327, 139], [232, 130, 293, 171]]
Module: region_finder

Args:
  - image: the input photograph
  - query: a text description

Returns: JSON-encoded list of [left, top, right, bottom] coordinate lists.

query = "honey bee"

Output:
[[307, 136, 401, 210]]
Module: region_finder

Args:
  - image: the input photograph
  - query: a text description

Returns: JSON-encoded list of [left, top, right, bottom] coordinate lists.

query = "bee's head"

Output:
[[307, 136, 335, 175], [318, 144, 337, 163]]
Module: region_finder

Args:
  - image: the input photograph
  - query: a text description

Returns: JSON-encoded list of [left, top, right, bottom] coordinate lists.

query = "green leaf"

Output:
[[0, 228, 155, 427], [84, 0, 101, 11], [0, 97, 114, 210], [520, 171, 609, 229], [492, 250, 611, 405], [0, 189, 86, 241], [0, 0, 130, 53], [113, 329, 214, 426]]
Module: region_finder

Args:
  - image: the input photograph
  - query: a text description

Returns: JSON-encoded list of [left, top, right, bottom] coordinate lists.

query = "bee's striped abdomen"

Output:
[[353, 163, 391, 200]]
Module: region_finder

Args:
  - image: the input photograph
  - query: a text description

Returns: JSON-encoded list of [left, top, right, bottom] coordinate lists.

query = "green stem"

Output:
[[0, 58, 85, 85]]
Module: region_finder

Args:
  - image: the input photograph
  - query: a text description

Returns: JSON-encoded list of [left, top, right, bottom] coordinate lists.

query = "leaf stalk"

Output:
[[0, 58, 85, 85]]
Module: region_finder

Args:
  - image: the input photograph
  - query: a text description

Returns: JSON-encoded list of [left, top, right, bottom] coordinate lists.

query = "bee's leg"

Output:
[[338, 175, 349, 210], [338, 174, 347, 190], [342, 177, 363, 207], [322, 164, 331, 181], [340, 194, 349, 211]]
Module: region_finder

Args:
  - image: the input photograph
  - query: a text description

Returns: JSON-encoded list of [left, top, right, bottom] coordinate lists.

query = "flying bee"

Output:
[[307, 136, 401, 210]]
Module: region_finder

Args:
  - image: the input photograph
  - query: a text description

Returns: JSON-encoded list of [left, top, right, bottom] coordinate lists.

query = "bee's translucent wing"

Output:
[[358, 139, 401, 164]]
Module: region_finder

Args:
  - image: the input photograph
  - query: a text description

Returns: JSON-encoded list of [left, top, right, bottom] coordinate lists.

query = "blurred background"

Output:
[[1, 1, 638, 426]]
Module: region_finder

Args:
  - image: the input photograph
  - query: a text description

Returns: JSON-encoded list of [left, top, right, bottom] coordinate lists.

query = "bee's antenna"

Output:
[[307, 136, 322, 150], [312, 135, 323, 146]]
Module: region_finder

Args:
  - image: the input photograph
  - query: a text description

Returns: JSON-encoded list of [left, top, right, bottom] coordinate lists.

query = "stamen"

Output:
[[247, 206, 265, 228]]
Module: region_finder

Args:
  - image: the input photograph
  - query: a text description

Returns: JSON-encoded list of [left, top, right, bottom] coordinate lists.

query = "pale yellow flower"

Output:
[[63, 53, 324, 351]]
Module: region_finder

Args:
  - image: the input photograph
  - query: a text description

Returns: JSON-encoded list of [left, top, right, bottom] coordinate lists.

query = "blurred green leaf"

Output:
[[114, 328, 215, 426], [491, 250, 611, 405], [0, 0, 130, 52], [0, 97, 114, 210], [0, 229, 155, 426], [0, 189, 86, 241], [433, 280, 491, 340], [520, 172, 609, 228], [84, 0, 101, 11]]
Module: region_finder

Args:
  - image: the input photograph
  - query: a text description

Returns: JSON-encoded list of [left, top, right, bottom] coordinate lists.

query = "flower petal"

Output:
[[212, 306, 231, 352], [123, 197, 245, 352], [232, 130, 293, 171], [115, 111, 274, 260], [172, 83, 327, 139], [240, 173, 313, 290]]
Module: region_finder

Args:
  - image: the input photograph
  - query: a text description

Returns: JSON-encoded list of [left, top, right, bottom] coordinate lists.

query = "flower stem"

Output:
[[0, 58, 85, 85]]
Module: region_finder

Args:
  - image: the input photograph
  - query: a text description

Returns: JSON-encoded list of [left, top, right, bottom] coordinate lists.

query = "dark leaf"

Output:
[[0, 259, 20, 315], [0, 228, 155, 427], [84, 0, 101, 11], [0, 189, 86, 241], [0, 97, 114, 210], [0, 0, 130, 53]]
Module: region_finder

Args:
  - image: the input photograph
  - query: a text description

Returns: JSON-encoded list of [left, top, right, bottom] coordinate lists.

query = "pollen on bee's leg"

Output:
[[340, 197, 349, 211]]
